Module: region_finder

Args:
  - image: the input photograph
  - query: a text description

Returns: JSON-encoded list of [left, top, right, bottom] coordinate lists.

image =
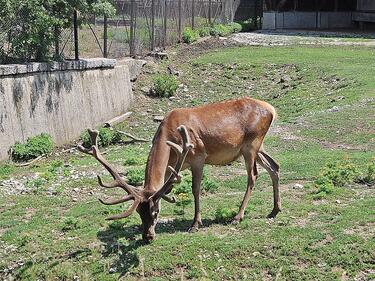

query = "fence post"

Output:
[[73, 10, 79, 60], [54, 26, 59, 60], [130, 0, 135, 56], [192, 0, 195, 29], [208, 0, 212, 24], [163, 0, 167, 48], [178, 0, 182, 41], [151, 0, 155, 50], [103, 14, 108, 57]]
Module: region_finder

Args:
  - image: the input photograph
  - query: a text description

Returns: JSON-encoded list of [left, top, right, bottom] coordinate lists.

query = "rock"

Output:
[[328, 106, 339, 112], [167, 65, 180, 76], [335, 200, 341, 204], [293, 183, 304, 189], [153, 115, 164, 122], [141, 86, 150, 94]]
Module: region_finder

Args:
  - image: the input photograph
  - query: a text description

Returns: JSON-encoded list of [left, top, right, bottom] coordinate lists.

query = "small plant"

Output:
[[10, 133, 54, 162], [198, 26, 211, 37], [61, 217, 81, 232], [126, 168, 144, 186], [202, 177, 220, 193], [182, 27, 200, 43], [321, 161, 358, 187], [228, 22, 242, 33], [209, 24, 232, 37], [214, 207, 237, 223], [150, 74, 178, 98], [356, 160, 375, 186], [0, 164, 14, 179], [123, 147, 144, 166], [80, 128, 122, 148], [173, 173, 192, 216]]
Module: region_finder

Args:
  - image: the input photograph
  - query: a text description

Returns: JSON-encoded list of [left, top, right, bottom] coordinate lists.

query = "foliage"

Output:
[[201, 169, 219, 193], [209, 24, 232, 37], [214, 207, 237, 223], [198, 26, 211, 37], [150, 74, 178, 98], [228, 22, 242, 33], [0, 0, 115, 63], [0, 164, 14, 179], [61, 217, 81, 232], [182, 27, 200, 43], [356, 160, 375, 186], [237, 18, 261, 32], [321, 160, 358, 187], [126, 168, 144, 186], [80, 128, 122, 148], [173, 174, 192, 216], [10, 133, 54, 162]]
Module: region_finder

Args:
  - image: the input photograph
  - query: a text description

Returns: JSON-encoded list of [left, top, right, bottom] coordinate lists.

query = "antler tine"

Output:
[[105, 199, 141, 220], [151, 125, 194, 201], [99, 194, 134, 205]]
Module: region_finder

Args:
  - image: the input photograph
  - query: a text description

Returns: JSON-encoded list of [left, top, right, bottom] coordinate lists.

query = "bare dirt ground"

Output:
[[230, 29, 375, 46]]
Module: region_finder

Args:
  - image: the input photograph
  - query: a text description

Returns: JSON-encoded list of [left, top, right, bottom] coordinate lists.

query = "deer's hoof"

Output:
[[231, 216, 242, 225], [267, 208, 281, 219], [188, 226, 199, 233]]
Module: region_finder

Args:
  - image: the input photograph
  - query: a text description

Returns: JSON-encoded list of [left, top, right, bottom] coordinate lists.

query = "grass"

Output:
[[1, 42, 374, 280]]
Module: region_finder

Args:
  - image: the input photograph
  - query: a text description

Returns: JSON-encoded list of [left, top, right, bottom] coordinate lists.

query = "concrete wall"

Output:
[[262, 12, 354, 29], [0, 59, 134, 160]]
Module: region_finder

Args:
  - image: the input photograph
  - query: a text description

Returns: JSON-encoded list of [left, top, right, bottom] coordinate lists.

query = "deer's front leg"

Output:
[[189, 164, 204, 232]]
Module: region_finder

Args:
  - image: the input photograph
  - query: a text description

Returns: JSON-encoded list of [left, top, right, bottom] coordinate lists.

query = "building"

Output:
[[262, 0, 375, 30]]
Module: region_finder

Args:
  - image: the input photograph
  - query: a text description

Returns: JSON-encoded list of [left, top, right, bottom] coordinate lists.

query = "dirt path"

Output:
[[230, 30, 375, 47]]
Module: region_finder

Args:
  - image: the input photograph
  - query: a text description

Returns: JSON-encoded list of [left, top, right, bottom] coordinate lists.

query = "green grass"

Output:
[[1, 44, 374, 280]]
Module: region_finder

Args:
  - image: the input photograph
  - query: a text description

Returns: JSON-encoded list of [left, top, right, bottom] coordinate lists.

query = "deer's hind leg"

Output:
[[232, 147, 258, 223], [256, 149, 281, 218]]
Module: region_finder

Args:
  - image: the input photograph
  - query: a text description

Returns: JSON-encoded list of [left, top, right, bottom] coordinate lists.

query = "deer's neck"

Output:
[[144, 126, 170, 192]]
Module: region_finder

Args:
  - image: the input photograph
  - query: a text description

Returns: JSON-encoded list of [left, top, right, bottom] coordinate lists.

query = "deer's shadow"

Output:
[[96, 217, 216, 277]]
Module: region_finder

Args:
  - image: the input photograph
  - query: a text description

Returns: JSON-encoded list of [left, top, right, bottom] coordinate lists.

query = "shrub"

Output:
[[198, 26, 211, 37], [357, 160, 375, 186], [182, 27, 200, 43], [228, 22, 242, 33], [10, 133, 54, 162], [151, 74, 178, 98], [80, 128, 122, 148], [0, 164, 14, 179], [126, 168, 144, 186], [202, 178, 220, 193], [209, 24, 232, 37], [214, 207, 237, 223], [321, 161, 358, 187]]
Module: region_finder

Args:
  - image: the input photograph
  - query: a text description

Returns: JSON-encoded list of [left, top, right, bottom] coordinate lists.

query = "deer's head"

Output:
[[78, 126, 193, 242]]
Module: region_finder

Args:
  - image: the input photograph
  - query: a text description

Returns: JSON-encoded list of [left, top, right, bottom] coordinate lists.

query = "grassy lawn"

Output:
[[0, 43, 374, 280]]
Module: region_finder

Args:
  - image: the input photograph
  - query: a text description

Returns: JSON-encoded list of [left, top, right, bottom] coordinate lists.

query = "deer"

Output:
[[78, 97, 280, 242]]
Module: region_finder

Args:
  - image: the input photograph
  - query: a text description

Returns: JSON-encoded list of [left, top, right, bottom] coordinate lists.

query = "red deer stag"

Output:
[[78, 97, 280, 242]]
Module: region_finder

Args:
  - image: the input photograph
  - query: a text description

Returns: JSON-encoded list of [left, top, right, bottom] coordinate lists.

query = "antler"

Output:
[[77, 129, 142, 220], [151, 125, 194, 201]]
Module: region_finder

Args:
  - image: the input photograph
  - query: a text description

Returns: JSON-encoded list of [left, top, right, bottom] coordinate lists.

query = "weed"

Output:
[[0, 164, 14, 179], [214, 207, 237, 223], [126, 168, 144, 186], [80, 128, 122, 148], [150, 74, 178, 98], [322, 160, 358, 187], [198, 26, 211, 37], [228, 22, 242, 33], [61, 217, 81, 232], [356, 160, 375, 186], [209, 24, 232, 37], [182, 27, 200, 43], [10, 133, 54, 162], [123, 147, 145, 166]]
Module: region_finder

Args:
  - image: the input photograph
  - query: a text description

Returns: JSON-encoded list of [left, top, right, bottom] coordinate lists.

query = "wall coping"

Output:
[[0, 58, 116, 77]]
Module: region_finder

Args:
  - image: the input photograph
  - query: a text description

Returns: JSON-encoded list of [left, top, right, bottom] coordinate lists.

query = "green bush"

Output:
[[0, 164, 14, 179], [198, 26, 211, 37], [10, 133, 54, 162], [182, 27, 200, 43], [228, 22, 242, 33], [80, 128, 122, 148], [357, 160, 375, 185], [214, 207, 237, 223], [322, 161, 358, 187], [151, 74, 178, 98], [209, 24, 232, 37], [126, 168, 144, 186]]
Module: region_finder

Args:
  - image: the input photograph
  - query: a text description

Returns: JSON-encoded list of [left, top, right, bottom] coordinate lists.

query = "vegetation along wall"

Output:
[[0, 59, 135, 160]]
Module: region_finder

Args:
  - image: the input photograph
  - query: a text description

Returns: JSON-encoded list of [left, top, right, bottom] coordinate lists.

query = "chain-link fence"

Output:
[[0, 0, 243, 63]]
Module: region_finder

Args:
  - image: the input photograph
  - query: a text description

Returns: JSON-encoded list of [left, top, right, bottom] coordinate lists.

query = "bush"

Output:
[[209, 24, 232, 37], [10, 133, 54, 162], [182, 27, 200, 43], [126, 168, 144, 186], [0, 164, 14, 179], [228, 22, 242, 33], [198, 26, 211, 37], [151, 74, 178, 98], [80, 128, 122, 148], [214, 207, 237, 223], [321, 161, 358, 187], [357, 160, 375, 186], [202, 178, 220, 193]]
